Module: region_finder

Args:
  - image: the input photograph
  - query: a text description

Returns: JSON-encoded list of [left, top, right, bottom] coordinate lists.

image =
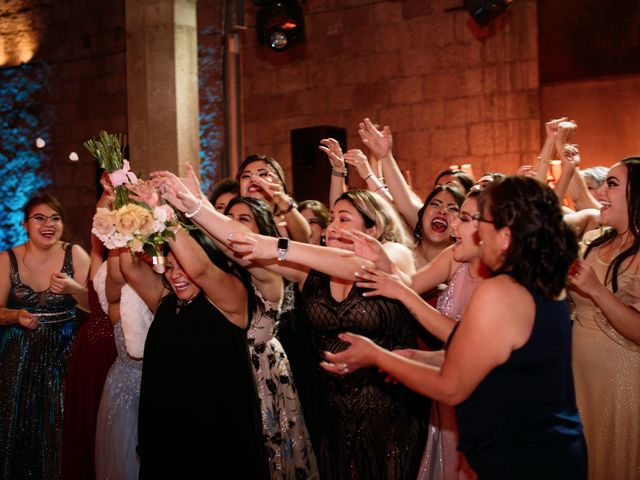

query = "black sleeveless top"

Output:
[[452, 291, 587, 479]]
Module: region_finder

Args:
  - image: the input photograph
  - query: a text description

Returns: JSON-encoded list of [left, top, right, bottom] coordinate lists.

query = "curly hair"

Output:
[[414, 185, 465, 245], [298, 199, 330, 229], [236, 154, 288, 195], [209, 177, 239, 206], [584, 157, 640, 292], [479, 175, 578, 300], [336, 189, 414, 247], [224, 196, 279, 238]]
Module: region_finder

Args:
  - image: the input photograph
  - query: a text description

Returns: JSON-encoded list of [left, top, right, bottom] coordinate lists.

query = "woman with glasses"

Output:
[[323, 177, 587, 479], [0, 193, 90, 479]]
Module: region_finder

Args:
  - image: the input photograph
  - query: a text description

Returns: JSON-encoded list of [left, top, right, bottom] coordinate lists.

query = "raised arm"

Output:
[[535, 117, 566, 181], [320, 137, 348, 208], [358, 118, 422, 227], [567, 167, 602, 211], [343, 149, 393, 202], [118, 250, 166, 314]]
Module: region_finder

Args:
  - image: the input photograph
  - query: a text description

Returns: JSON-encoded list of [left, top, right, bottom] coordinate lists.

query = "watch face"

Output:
[[277, 237, 289, 250]]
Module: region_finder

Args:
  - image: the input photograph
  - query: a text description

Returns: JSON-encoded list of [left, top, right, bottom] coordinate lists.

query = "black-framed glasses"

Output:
[[471, 213, 494, 227], [28, 214, 63, 224]]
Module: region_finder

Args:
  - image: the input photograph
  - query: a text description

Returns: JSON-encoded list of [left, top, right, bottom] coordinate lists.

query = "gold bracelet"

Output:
[[0, 308, 6, 324]]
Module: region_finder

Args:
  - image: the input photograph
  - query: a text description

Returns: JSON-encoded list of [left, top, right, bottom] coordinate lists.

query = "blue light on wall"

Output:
[[0, 63, 52, 251], [198, 44, 224, 197]]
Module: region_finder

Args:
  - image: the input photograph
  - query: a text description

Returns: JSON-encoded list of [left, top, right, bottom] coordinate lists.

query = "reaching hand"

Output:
[[320, 332, 379, 376], [97, 172, 115, 209], [181, 163, 204, 199], [339, 229, 395, 274], [126, 179, 160, 208], [343, 149, 374, 180], [226, 232, 276, 261], [560, 144, 581, 170], [150, 171, 199, 213], [544, 117, 568, 139], [248, 172, 287, 206], [319, 138, 346, 170], [354, 266, 407, 300], [358, 118, 393, 160]]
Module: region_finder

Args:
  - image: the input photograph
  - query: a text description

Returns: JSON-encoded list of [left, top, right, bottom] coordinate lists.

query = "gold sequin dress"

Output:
[[571, 248, 640, 480]]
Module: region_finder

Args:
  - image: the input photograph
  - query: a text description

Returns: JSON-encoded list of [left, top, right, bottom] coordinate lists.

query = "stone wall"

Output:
[[240, 0, 540, 200]]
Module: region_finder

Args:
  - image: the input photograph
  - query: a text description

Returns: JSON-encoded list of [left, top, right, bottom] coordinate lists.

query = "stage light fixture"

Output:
[[255, 0, 305, 52], [464, 0, 512, 26]]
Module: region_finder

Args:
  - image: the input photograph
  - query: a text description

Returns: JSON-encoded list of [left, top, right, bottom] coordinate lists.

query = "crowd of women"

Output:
[[0, 115, 637, 479]]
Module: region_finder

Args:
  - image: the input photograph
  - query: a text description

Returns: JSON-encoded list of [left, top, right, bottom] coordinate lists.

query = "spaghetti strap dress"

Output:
[[0, 244, 78, 480]]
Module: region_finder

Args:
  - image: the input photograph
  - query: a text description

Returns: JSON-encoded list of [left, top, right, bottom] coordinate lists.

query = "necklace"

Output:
[[176, 297, 195, 308]]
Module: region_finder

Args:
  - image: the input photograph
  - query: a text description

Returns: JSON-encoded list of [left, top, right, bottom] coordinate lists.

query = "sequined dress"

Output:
[[0, 245, 78, 480], [571, 238, 640, 480], [248, 283, 319, 479], [61, 261, 117, 480], [300, 270, 429, 480], [419, 263, 480, 480]]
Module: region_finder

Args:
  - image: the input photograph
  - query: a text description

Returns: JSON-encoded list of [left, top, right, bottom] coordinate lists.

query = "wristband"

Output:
[[277, 197, 298, 215], [332, 169, 348, 178]]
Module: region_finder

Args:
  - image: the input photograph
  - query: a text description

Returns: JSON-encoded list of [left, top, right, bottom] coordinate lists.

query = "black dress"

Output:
[[300, 270, 429, 480], [137, 292, 269, 479], [453, 291, 587, 480]]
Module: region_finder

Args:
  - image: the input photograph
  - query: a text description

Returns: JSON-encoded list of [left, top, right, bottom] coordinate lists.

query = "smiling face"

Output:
[[164, 251, 201, 301], [238, 160, 281, 204], [421, 190, 460, 245], [301, 207, 324, 245], [596, 162, 629, 233], [325, 199, 375, 250], [226, 202, 260, 234], [451, 197, 482, 263], [24, 203, 64, 247]]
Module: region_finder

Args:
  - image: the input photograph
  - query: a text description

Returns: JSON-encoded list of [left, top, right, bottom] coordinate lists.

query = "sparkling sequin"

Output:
[[0, 246, 78, 479]]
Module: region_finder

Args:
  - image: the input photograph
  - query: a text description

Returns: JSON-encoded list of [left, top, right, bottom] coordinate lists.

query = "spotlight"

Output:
[[255, 1, 305, 51], [464, 0, 512, 26]]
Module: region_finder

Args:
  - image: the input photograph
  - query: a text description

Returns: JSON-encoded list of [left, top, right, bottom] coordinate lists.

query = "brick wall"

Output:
[[241, 0, 540, 200]]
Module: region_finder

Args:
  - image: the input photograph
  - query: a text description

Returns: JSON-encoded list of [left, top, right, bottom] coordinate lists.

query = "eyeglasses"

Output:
[[28, 214, 63, 224], [471, 213, 494, 226]]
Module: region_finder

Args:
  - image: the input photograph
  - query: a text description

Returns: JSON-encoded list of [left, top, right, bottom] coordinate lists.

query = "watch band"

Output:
[[276, 237, 289, 261]]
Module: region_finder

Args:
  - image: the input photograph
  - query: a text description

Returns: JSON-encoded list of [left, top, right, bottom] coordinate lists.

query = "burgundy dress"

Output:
[[61, 263, 117, 480]]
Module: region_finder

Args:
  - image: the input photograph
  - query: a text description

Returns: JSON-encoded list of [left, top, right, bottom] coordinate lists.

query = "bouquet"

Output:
[[85, 131, 176, 272]]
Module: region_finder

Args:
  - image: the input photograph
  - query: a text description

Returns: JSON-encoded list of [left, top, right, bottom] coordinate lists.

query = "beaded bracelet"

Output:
[[185, 200, 203, 219], [331, 169, 348, 178]]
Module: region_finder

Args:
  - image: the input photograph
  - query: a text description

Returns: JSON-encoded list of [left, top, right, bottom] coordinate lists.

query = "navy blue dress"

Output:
[[451, 291, 587, 479]]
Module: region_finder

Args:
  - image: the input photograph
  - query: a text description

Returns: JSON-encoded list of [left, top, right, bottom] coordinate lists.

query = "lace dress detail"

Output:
[[120, 284, 154, 359], [95, 321, 143, 479], [248, 282, 319, 479], [300, 270, 429, 480], [0, 245, 78, 480]]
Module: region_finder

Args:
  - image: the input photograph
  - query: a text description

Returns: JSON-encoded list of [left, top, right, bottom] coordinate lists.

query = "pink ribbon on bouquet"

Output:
[[108, 159, 138, 187]]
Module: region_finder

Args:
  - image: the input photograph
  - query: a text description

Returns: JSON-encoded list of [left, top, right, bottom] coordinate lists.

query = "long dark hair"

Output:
[[236, 154, 288, 195], [479, 176, 578, 300], [224, 196, 279, 238], [584, 157, 640, 292], [163, 227, 256, 316], [414, 185, 464, 245]]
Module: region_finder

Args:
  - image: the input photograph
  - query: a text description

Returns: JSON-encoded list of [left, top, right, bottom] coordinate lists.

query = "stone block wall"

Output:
[[241, 0, 541, 200]]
